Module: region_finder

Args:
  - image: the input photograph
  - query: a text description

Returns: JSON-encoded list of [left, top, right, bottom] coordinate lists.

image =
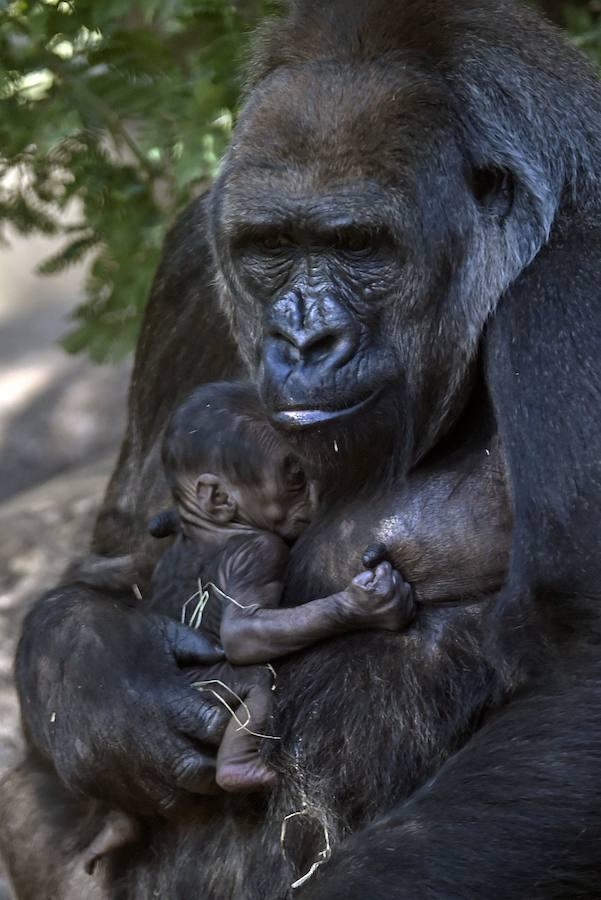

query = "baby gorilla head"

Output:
[[162, 381, 315, 542]]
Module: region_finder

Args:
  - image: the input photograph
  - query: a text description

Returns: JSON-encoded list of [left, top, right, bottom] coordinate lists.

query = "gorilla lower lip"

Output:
[[273, 393, 376, 428]]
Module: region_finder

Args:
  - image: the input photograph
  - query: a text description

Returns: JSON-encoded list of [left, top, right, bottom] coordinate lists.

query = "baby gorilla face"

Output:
[[236, 452, 315, 541]]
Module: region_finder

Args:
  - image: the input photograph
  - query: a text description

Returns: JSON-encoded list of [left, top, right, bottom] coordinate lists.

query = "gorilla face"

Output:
[[210, 62, 517, 470]]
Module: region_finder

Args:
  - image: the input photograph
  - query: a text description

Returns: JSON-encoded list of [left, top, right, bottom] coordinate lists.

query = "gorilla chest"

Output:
[[284, 506, 377, 604]]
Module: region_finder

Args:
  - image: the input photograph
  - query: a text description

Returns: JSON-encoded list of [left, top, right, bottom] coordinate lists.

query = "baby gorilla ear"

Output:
[[196, 473, 238, 523]]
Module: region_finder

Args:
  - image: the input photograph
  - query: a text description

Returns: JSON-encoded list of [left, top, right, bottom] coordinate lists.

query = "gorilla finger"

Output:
[[392, 570, 409, 602], [162, 618, 225, 666], [172, 748, 221, 795], [393, 569, 414, 600], [176, 689, 230, 746]]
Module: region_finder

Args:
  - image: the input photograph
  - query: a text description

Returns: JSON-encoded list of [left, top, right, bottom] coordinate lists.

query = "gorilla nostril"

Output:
[[270, 325, 354, 370], [304, 333, 337, 362]]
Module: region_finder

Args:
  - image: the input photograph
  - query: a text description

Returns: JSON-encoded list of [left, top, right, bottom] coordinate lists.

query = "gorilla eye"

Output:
[[258, 233, 291, 252], [336, 229, 372, 254]]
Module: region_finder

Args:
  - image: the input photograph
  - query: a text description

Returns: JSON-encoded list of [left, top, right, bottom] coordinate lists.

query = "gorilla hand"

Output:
[[17, 588, 228, 815]]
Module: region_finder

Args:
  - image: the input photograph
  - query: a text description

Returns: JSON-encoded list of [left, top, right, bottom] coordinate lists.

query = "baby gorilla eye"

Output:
[[283, 456, 307, 491]]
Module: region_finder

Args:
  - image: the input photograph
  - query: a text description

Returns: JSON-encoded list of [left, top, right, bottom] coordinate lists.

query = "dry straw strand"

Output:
[[192, 679, 281, 741], [280, 809, 332, 890], [181, 577, 260, 629]]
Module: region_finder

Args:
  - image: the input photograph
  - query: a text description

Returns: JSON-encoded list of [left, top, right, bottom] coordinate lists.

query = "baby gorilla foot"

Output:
[[343, 561, 415, 631], [216, 760, 278, 794]]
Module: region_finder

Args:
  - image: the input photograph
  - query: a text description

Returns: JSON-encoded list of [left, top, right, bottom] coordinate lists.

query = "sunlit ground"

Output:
[[0, 231, 131, 782]]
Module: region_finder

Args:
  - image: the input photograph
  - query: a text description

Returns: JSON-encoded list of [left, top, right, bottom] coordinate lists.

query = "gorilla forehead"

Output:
[[226, 62, 461, 191]]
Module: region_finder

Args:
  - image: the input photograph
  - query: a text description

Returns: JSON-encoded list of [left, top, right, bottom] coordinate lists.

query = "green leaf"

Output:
[[0, 0, 277, 360], [36, 233, 99, 273]]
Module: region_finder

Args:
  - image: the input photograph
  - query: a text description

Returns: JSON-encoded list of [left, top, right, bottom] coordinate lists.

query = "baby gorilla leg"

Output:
[[204, 666, 278, 793]]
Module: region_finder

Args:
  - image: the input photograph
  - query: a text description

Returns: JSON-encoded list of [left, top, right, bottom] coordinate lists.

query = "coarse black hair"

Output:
[[161, 381, 285, 500]]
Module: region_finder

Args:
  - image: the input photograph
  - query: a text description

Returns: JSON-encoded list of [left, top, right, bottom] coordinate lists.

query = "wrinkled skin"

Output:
[[6, 0, 601, 897]]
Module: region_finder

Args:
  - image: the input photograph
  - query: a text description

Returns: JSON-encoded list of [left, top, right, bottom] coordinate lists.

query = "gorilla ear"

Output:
[[471, 166, 514, 218]]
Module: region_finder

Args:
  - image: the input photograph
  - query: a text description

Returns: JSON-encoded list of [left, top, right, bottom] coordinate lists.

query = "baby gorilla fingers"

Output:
[[343, 561, 415, 631]]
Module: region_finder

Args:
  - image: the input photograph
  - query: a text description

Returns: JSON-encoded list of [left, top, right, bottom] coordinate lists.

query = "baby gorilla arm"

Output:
[[221, 556, 414, 665]]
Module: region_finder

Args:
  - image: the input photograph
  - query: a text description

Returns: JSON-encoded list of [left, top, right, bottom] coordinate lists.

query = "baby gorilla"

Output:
[[150, 380, 414, 792]]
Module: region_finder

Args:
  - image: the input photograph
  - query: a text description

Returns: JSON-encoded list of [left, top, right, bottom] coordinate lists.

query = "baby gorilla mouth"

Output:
[[271, 389, 380, 430]]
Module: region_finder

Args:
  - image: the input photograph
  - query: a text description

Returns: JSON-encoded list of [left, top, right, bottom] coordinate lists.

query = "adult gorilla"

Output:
[[10, 0, 601, 897]]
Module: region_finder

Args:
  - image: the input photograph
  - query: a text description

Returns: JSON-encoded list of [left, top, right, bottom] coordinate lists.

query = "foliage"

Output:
[[563, 3, 601, 63], [0, 0, 273, 361], [0, 0, 600, 361]]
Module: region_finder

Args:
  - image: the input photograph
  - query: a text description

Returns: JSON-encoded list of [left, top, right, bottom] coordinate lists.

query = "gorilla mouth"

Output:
[[272, 390, 379, 429]]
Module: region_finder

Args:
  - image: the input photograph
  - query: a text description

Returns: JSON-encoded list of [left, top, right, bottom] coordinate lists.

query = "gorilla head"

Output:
[[209, 0, 568, 472]]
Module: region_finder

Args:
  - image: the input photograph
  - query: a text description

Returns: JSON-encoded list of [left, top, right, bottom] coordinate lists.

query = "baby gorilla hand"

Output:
[[342, 561, 414, 631]]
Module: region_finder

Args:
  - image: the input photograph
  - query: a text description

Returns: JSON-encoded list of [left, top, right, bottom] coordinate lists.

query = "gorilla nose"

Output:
[[269, 320, 354, 369], [265, 290, 358, 375]]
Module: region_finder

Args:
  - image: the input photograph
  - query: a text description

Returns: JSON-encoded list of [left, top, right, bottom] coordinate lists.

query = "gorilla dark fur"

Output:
[[4, 0, 601, 897]]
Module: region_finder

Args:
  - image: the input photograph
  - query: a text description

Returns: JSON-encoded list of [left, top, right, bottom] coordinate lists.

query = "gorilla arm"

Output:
[[218, 533, 414, 665]]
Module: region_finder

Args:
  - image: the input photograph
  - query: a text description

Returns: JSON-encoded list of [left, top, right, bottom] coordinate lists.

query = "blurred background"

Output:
[[0, 0, 598, 891]]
